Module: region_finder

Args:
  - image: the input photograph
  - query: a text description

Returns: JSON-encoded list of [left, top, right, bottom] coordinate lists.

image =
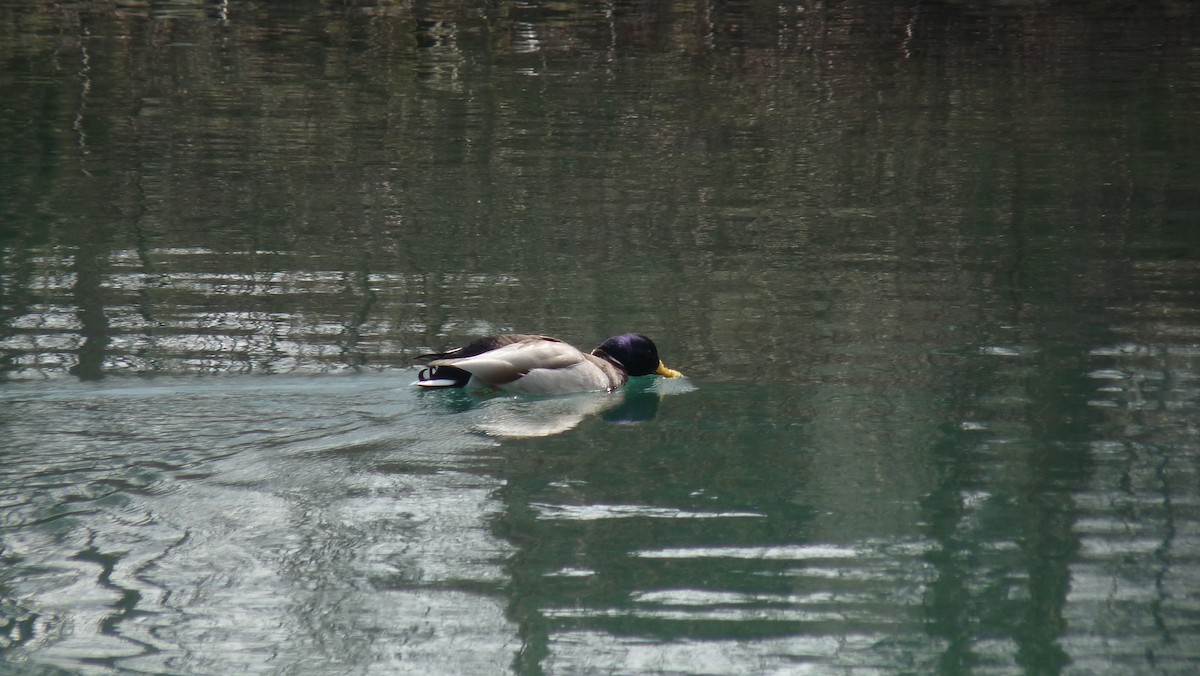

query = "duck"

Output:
[[413, 333, 683, 395]]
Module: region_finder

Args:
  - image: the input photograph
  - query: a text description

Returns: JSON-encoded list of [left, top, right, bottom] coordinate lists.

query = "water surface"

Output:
[[2, 1, 1199, 673]]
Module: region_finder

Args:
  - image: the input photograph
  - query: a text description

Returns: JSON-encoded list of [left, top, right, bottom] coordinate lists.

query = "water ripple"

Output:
[[533, 503, 764, 521]]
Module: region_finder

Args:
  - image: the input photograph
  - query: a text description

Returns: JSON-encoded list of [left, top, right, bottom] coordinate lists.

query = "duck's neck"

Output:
[[591, 348, 628, 374]]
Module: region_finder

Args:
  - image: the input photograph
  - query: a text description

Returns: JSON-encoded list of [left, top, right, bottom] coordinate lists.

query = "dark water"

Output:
[[3, 1, 1200, 673]]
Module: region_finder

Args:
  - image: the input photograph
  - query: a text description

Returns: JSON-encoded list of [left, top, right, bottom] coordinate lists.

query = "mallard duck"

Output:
[[413, 333, 683, 394]]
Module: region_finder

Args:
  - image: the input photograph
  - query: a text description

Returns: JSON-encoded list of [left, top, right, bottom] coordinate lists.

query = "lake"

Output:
[[2, 1, 1199, 673]]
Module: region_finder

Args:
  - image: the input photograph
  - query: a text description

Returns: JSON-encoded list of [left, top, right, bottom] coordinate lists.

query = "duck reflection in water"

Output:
[[414, 379, 689, 438]]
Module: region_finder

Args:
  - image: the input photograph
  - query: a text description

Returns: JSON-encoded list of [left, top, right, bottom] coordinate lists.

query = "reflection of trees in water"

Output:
[[1, 1, 1195, 382], [487, 389, 823, 672], [922, 344, 1096, 673], [0, 249, 393, 378], [486, 336, 1196, 672]]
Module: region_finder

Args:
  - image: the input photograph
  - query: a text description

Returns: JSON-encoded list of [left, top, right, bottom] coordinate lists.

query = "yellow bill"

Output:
[[656, 361, 683, 379]]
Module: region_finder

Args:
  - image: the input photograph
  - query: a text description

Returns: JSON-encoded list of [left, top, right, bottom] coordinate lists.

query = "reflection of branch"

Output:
[[1150, 443, 1175, 646], [74, 25, 92, 170], [69, 245, 110, 381], [339, 261, 377, 368]]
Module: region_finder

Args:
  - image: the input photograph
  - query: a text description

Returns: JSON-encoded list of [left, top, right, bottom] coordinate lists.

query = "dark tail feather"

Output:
[[415, 364, 473, 388]]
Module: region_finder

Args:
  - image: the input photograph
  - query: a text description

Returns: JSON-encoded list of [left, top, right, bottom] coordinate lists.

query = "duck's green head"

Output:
[[596, 333, 683, 379]]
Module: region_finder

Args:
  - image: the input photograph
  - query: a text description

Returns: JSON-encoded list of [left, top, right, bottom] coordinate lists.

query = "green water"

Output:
[[2, 1, 1199, 673]]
